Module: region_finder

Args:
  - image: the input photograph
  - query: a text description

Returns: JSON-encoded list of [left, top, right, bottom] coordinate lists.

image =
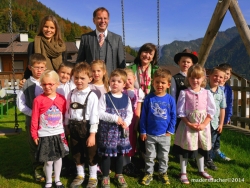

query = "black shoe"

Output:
[[205, 160, 218, 171]]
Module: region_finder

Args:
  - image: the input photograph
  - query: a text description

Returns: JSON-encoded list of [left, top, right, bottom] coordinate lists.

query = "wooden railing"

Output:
[[230, 78, 250, 129]]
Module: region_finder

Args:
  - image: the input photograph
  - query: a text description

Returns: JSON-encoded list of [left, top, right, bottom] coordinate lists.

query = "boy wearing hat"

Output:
[[171, 49, 198, 131]]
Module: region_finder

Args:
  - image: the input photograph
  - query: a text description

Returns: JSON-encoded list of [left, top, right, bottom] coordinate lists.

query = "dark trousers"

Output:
[[69, 121, 98, 166], [102, 154, 124, 176], [210, 126, 221, 159], [25, 116, 42, 170]]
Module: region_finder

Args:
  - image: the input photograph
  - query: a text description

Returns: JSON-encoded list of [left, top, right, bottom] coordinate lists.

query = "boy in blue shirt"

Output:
[[140, 68, 176, 185], [217, 63, 233, 161], [205, 66, 227, 170]]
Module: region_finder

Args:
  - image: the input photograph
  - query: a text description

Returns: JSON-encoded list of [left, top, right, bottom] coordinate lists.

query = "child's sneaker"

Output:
[[205, 159, 218, 171], [34, 166, 45, 182], [101, 176, 110, 188], [86, 178, 98, 188], [217, 151, 231, 161], [70, 175, 84, 188], [141, 173, 153, 185], [114, 174, 128, 188], [158, 172, 170, 184]]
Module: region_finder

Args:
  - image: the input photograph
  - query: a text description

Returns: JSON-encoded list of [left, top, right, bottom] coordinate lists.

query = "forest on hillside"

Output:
[[0, 0, 92, 41]]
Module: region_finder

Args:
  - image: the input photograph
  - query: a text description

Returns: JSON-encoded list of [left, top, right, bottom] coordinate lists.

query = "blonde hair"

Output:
[[185, 64, 206, 88], [153, 67, 172, 82], [124, 67, 135, 76], [110, 69, 127, 83], [40, 70, 60, 83], [90, 60, 109, 92], [73, 62, 92, 78]]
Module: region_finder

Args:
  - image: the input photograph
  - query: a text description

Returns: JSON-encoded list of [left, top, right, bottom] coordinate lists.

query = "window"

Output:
[[14, 61, 24, 72]]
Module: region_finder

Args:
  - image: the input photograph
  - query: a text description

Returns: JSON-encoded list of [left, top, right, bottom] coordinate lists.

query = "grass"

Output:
[[0, 101, 250, 188]]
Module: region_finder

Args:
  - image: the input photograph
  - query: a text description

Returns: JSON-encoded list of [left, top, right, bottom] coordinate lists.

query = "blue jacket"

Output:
[[220, 83, 233, 124], [140, 93, 176, 135]]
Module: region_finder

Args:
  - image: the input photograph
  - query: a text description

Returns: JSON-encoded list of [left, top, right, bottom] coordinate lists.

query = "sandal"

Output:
[[199, 171, 213, 180], [44, 182, 52, 188], [55, 181, 65, 188], [179, 173, 190, 184]]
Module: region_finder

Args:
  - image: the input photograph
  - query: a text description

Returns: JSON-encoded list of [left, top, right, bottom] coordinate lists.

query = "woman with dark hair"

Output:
[[125, 43, 158, 174], [22, 15, 66, 81]]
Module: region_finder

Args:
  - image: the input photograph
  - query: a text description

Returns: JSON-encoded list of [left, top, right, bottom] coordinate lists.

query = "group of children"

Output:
[[17, 48, 233, 188]]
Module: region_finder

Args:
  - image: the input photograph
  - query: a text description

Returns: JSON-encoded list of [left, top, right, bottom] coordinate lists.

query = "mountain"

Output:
[[159, 26, 250, 80]]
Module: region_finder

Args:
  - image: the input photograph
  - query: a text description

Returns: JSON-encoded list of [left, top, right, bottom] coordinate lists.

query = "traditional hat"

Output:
[[174, 49, 198, 64]]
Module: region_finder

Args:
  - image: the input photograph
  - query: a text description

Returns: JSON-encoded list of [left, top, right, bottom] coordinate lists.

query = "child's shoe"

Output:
[[70, 175, 84, 188], [55, 181, 65, 188], [101, 176, 110, 188], [179, 173, 189, 184], [216, 151, 231, 161], [141, 173, 153, 185], [204, 159, 218, 171], [199, 171, 213, 181], [114, 174, 128, 188], [158, 172, 170, 184], [34, 166, 45, 182], [86, 178, 98, 188]]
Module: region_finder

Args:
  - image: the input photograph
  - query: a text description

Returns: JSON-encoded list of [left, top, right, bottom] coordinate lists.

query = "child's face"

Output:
[[109, 76, 126, 94], [188, 76, 204, 91], [91, 64, 106, 83], [58, 67, 72, 84], [29, 62, 46, 80], [73, 71, 92, 90], [224, 69, 231, 82], [43, 21, 56, 42], [209, 70, 225, 87], [178, 56, 193, 73], [152, 76, 171, 96], [125, 72, 135, 90], [41, 76, 59, 96]]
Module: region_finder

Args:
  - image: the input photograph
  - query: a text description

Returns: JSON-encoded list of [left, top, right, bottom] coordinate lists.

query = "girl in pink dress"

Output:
[[173, 64, 216, 184], [122, 68, 145, 176]]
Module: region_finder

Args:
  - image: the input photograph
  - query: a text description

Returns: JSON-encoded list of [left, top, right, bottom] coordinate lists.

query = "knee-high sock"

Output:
[[180, 155, 188, 174], [54, 158, 62, 185], [195, 153, 204, 172], [44, 161, 53, 184]]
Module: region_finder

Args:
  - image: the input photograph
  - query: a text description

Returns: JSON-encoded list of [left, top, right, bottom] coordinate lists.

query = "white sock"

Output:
[[123, 156, 131, 166], [89, 164, 97, 179], [54, 158, 62, 185], [76, 164, 85, 177], [180, 155, 188, 174], [195, 153, 204, 172], [44, 161, 53, 184]]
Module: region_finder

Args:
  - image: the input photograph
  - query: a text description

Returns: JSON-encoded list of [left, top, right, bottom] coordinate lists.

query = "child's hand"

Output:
[[19, 79, 26, 89], [117, 117, 124, 125], [188, 122, 199, 131], [217, 124, 223, 133], [166, 133, 171, 136], [34, 138, 39, 145], [120, 122, 128, 129], [86, 133, 95, 147], [140, 134, 147, 141]]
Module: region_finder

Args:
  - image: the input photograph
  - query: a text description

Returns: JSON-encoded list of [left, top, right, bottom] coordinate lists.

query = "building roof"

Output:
[[0, 41, 29, 54], [65, 42, 78, 53], [0, 33, 19, 45], [160, 64, 180, 76], [125, 52, 135, 62]]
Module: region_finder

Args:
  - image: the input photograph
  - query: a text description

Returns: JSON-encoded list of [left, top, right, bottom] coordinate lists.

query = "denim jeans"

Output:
[[145, 134, 171, 174], [210, 126, 221, 159]]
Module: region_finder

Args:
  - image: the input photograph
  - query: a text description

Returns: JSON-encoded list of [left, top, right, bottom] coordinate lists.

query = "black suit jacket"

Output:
[[76, 30, 125, 75]]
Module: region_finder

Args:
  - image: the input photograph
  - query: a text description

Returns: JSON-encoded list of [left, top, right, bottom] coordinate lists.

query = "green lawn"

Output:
[[0, 102, 250, 188]]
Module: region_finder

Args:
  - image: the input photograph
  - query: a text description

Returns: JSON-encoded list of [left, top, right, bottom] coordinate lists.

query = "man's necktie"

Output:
[[99, 33, 104, 47]]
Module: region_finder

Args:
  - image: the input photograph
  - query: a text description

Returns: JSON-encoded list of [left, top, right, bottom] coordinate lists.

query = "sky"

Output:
[[38, 0, 250, 48]]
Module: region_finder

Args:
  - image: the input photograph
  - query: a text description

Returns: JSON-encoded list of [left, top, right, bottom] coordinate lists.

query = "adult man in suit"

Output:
[[76, 7, 125, 75]]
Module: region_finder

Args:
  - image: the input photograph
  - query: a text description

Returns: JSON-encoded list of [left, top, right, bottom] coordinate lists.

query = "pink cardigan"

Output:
[[31, 93, 66, 139]]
